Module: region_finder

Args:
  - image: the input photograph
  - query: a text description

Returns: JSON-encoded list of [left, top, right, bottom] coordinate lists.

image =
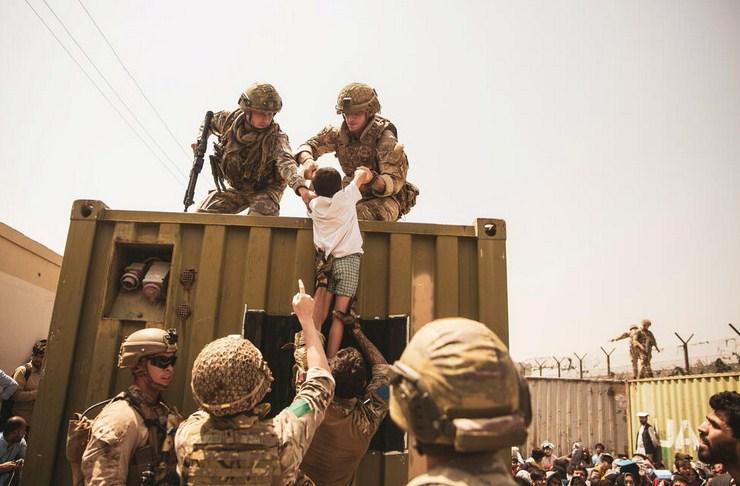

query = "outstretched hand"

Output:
[[292, 279, 315, 325]]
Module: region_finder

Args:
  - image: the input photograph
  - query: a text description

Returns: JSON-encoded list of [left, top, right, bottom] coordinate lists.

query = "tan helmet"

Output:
[[389, 318, 531, 453], [335, 82, 381, 115], [118, 328, 177, 368], [642, 319, 652, 327], [191, 335, 273, 417], [238, 83, 283, 113]]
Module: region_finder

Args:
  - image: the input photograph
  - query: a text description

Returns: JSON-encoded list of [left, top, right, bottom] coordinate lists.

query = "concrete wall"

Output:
[[0, 222, 62, 374]]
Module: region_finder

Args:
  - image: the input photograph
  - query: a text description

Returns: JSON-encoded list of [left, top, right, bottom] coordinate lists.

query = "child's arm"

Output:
[[352, 166, 374, 187]]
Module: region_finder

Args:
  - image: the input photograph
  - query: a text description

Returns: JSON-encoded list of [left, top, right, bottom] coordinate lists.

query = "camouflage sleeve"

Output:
[[273, 367, 335, 485], [200, 110, 230, 140], [174, 410, 209, 477], [612, 332, 630, 341], [295, 126, 339, 160], [356, 364, 391, 435], [81, 401, 146, 486], [274, 129, 306, 192], [374, 129, 408, 197]]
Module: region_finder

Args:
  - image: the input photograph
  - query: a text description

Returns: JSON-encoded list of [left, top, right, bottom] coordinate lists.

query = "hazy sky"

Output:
[[1, 0, 738, 362]]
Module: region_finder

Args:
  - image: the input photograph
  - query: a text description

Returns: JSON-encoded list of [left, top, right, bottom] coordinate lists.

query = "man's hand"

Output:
[[302, 159, 318, 180], [0, 461, 17, 472], [297, 187, 316, 207], [292, 279, 315, 327], [191, 143, 198, 154], [354, 166, 374, 186], [15, 459, 24, 469]]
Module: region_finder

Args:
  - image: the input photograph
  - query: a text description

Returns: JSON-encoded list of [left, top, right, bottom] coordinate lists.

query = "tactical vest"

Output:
[[182, 414, 282, 486], [212, 110, 282, 191]]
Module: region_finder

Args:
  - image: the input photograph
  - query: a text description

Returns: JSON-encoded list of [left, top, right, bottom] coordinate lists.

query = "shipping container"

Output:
[[626, 372, 740, 469], [26, 200, 509, 485], [524, 377, 629, 458]]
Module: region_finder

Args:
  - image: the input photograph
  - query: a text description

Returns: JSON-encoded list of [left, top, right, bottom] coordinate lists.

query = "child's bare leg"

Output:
[[326, 294, 352, 358], [312, 287, 332, 332]]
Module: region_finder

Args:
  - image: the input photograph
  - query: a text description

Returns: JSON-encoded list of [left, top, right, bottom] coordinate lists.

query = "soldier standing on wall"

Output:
[[81, 328, 181, 485], [388, 318, 532, 485], [175, 283, 335, 485], [611, 325, 645, 379], [637, 319, 660, 378], [194, 83, 313, 215], [295, 83, 419, 221]]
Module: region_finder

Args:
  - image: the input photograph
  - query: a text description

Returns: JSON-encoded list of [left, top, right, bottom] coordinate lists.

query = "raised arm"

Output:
[[350, 322, 387, 366], [292, 280, 329, 373]]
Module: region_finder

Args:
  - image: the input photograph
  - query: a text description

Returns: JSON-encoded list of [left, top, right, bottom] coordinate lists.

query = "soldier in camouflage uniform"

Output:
[[81, 328, 181, 486], [195, 82, 312, 215], [637, 319, 660, 378], [295, 82, 419, 221], [388, 318, 532, 486], [175, 286, 335, 485], [611, 325, 645, 379]]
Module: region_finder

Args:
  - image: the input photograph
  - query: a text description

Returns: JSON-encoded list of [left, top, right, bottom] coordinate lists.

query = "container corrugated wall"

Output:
[[27, 200, 508, 486], [525, 377, 629, 457], [626, 372, 740, 469]]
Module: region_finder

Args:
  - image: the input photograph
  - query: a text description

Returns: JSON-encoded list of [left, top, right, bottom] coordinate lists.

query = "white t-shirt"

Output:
[[309, 181, 364, 258]]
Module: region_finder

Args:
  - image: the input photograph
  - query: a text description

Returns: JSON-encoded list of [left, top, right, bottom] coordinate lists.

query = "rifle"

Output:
[[183, 110, 214, 212]]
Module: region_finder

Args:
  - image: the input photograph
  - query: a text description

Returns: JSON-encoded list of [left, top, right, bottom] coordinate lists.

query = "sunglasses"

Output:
[[148, 355, 177, 369]]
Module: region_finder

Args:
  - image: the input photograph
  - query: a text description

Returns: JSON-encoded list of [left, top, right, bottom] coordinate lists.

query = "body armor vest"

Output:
[[335, 114, 396, 184], [183, 414, 282, 486]]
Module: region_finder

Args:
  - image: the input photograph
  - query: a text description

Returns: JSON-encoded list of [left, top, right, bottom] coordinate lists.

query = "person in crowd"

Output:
[[542, 441, 557, 470], [707, 463, 732, 486], [531, 470, 547, 486], [698, 391, 740, 483], [0, 416, 27, 486], [527, 449, 547, 473], [592, 443, 606, 466], [10, 339, 46, 429], [635, 412, 661, 463]]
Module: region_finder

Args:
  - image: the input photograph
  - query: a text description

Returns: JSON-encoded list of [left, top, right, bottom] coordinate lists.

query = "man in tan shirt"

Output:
[[300, 317, 390, 486], [10, 339, 46, 428]]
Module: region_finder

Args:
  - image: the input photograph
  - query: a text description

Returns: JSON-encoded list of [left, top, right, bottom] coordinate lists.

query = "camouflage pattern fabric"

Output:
[[637, 329, 658, 378], [407, 453, 518, 486], [197, 188, 280, 216], [296, 114, 417, 221], [314, 250, 334, 289], [292, 331, 325, 388]]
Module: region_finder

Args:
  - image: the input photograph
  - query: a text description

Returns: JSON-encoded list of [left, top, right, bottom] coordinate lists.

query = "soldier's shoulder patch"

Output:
[[289, 399, 312, 418], [376, 384, 390, 401]]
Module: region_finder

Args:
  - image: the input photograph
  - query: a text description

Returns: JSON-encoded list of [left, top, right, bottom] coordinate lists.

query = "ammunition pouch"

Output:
[[395, 182, 419, 216]]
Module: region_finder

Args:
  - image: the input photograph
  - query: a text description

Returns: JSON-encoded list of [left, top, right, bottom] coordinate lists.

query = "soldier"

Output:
[[295, 82, 419, 221], [388, 318, 532, 485], [81, 328, 181, 485], [637, 319, 660, 378], [174, 284, 335, 485], [610, 325, 645, 379], [195, 82, 312, 215]]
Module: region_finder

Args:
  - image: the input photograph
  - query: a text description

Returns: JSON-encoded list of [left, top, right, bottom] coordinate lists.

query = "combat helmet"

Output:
[[239, 83, 283, 113], [118, 328, 178, 368], [335, 82, 381, 115], [191, 335, 274, 417], [389, 318, 531, 453]]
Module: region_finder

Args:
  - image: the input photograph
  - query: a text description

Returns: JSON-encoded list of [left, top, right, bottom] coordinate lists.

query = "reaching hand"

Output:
[[303, 160, 318, 180], [354, 166, 374, 186], [292, 279, 315, 326]]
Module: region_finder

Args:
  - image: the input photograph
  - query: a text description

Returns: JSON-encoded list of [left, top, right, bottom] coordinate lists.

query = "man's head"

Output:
[[595, 443, 605, 454], [191, 335, 273, 417], [2, 416, 27, 443], [530, 470, 546, 486], [31, 339, 46, 369], [573, 467, 588, 479], [542, 441, 554, 456], [313, 167, 342, 198], [641, 319, 651, 330], [674, 459, 692, 476], [389, 318, 531, 455], [330, 347, 367, 399], [697, 391, 740, 466], [637, 412, 649, 425], [712, 463, 726, 475], [671, 475, 690, 486], [531, 448, 545, 462], [118, 328, 178, 391], [239, 82, 282, 129], [601, 453, 614, 466], [336, 83, 380, 134]]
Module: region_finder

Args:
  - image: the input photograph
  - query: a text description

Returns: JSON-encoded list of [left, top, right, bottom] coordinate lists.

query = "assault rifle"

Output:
[[183, 110, 214, 212]]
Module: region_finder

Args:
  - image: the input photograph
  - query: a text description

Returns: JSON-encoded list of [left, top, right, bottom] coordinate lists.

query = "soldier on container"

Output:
[[636, 319, 660, 378], [81, 328, 181, 485], [698, 391, 740, 484], [388, 318, 532, 486], [611, 325, 645, 379], [194, 83, 313, 215], [295, 82, 419, 221], [634, 412, 660, 464], [175, 285, 335, 485]]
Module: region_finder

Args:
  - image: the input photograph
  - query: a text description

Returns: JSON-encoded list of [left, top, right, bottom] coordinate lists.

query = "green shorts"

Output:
[[328, 253, 361, 297]]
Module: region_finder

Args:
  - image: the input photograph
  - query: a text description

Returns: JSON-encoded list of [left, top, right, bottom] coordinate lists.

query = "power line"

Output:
[[22, 0, 185, 187], [76, 0, 194, 161], [40, 0, 188, 181]]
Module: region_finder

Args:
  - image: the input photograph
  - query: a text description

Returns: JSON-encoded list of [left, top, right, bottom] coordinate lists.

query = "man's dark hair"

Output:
[[531, 448, 545, 461], [570, 478, 587, 486], [595, 442, 605, 449], [2, 416, 26, 436], [313, 167, 342, 198], [546, 473, 563, 486], [709, 391, 740, 438], [530, 470, 546, 482], [331, 347, 367, 399]]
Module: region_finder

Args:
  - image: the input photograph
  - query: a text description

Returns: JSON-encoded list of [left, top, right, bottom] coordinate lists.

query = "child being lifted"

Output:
[[308, 165, 373, 358]]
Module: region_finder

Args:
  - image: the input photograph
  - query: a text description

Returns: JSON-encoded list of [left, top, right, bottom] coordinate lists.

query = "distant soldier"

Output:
[[295, 82, 419, 221], [194, 83, 312, 215], [175, 285, 335, 485], [81, 328, 181, 485], [637, 319, 660, 378], [610, 325, 645, 379], [388, 318, 531, 486]]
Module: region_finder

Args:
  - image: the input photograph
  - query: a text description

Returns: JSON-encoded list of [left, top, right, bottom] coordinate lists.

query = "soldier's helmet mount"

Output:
[[191, 335, 274, 417], [118, 328, 178, 368], [239, 83, 283, 113], [389, 318, 531, 454], [335, 82, 381, 116]]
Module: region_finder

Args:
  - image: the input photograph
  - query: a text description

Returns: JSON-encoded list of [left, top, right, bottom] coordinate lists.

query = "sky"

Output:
[[1, 0, 739, 363]]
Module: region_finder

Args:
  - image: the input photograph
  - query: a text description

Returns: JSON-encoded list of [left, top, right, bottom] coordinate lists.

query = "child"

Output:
[[308, 165, 373, 358]]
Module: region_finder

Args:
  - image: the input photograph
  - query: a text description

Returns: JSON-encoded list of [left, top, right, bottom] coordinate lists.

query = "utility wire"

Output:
[[23, 0, 185, 186], [40, 0, 187, 181], [77, 0, 194, 161]]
